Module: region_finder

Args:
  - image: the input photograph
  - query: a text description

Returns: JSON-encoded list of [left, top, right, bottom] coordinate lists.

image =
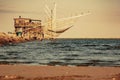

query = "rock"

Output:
[[0, 32, 29, 46]]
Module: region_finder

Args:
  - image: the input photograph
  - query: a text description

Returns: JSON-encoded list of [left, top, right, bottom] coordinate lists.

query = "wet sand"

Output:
[[0, 65, 120, 80]]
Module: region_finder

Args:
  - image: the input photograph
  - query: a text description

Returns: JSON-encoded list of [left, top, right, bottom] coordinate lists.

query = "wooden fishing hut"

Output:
[[14, 16, 44, 40]]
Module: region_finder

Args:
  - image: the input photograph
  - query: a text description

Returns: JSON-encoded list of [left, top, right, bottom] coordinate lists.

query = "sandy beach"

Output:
[[0, 65, 120, 80]]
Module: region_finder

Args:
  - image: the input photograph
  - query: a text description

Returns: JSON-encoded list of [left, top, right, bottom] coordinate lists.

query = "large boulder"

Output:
[[0, 32, 10, 45], [0, 32, 25, 46], [0, 32, 32, 46]]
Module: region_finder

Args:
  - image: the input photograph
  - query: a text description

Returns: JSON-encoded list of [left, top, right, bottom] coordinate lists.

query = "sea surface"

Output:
[[0, 39, 120, 66]]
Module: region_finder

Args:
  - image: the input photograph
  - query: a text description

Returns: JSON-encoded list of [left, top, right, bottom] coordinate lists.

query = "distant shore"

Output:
[[0, 65, 120, 80]]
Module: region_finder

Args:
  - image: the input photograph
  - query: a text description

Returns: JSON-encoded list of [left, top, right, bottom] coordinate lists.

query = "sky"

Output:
[[0, 0, 120, 38]]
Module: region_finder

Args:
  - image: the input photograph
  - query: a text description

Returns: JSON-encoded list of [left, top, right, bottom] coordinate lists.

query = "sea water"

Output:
[[0, 39, 120, 66]]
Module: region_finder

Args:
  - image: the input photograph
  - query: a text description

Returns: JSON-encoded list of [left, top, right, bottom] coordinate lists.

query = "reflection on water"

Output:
[[0, 39, 120, 66]]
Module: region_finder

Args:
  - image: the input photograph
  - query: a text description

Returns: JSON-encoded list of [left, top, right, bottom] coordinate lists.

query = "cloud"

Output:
[[0, 9, 17, 13], [0, 9, 42, 14]]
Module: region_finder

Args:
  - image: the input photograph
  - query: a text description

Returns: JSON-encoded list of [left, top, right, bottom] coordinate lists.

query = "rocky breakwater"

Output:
[[0, 32, 29, 46]]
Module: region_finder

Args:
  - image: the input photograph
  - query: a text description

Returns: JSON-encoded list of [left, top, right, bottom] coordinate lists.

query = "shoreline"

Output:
[[0, 65, 120, 80]]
